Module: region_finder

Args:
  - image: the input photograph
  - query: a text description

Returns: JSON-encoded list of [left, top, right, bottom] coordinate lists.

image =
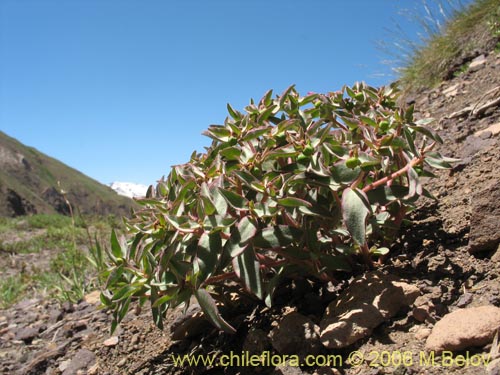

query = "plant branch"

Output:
[[362, 155, 425, 193]]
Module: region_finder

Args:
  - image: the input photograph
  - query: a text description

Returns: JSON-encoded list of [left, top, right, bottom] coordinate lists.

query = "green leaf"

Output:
[[203, 125, 231, 142], [194, 289, 236, 334], [112, 285, 136, 302], [242, 126, 270, 141], [342, 188, 370, 246], [233, 171, 264, 193], [359, 116, 377, 127], [220, 147, 242, 161], [227, 103, 241, 120], [407, 166, 422, 197], [261, 89, 274, 107], [194, 232, 221, 285], [204, 215, 238, 232], [117, 297, 131, 327], [424, 152, 460, 169], [267, 145, 298, 159], [370, 246, 390, 256], [331, 162, 361, 184], [264, 270, 283, 307], [409, 125, 443, 143], [233, 244, 263, 299], [226, 216, 258, 257], [279, 85, 296, 108], [277, 197, 312, 208], [165, 215, 200, 233], [218, 188, 248, 210], [210, 182, 228, 214], [254, 225, 301, 248], [110, 230, 123, 259], [403, 127, 418, 156], [405, 104, 415, 123]]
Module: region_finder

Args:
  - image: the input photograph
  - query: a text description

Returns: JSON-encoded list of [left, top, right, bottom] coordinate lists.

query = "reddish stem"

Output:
[[362, 155, 425, 193]]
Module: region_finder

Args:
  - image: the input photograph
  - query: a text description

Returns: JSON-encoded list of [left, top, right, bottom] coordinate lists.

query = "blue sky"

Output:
[[0, 0, 465, 186]]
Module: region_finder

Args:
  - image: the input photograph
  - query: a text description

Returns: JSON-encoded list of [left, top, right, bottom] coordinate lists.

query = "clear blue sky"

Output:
[[0, 0, 466, 186]]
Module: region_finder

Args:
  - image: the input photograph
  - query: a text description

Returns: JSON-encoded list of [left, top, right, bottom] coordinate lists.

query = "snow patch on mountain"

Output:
[[109, 182, 148, 198]]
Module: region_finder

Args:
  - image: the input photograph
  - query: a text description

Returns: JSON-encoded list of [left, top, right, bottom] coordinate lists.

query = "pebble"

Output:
[[103, 336, 119, 347], [456, 292, 473, 307], [117, 358, 127, 367]]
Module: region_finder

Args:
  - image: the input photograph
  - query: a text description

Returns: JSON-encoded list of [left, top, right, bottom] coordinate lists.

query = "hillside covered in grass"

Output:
[[399, 0, 500, 93], [0, 131, 136, 218]]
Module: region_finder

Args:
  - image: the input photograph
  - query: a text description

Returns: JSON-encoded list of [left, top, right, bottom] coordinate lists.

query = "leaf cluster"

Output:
[[101, 83, 455, 333]]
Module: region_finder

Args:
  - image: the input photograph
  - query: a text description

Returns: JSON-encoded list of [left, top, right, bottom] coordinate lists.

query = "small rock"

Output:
[[87, 363, 100, 375], [273, 364, 304, 375], [412, 295, 436, 323], [492, 244, 500, 263], [314, 367, 342, 375], [243, 328, 271, 355], [468, 181, 500, 253], [61, 301, 75, 313], [456, 292, 473, 308], [425, 305, 500, 353], [414, 327, 432, 341], [62, 349, 96, 375], [270, 312, 322, 359], [48, 308, 64, 323], [15, 326, 39, 343], [117, 358, 127, 367], [130, 334, 140, 345], [170, 304, 211, 341], [320, 271, 419, 349], [83, 290, 101, 305], [443, 83, 459, 97], [13, 298, 40, 311], [475, 122, 500, 138], [469, 54, 487, 71], [103, 336, 119, 347], [59, 359, 71, 372]]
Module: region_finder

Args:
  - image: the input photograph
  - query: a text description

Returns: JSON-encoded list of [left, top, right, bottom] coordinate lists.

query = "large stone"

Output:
[[425, 305, 500, 353], [270, 312, 322, 359], [320, 271, 419, 349], [469, 181, 500, 253]]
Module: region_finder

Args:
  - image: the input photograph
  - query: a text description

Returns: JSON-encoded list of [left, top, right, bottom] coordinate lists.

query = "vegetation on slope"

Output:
[[0, 213, 118, 308], [398, 0, 500, 92], [0, 131, 136, 218]]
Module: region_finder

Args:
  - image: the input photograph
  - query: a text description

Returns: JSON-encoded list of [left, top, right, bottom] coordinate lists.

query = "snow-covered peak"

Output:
[[109, 182, 148, 198]]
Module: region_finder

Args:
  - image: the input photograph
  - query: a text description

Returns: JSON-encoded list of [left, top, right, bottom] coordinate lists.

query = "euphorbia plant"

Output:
[[101, 82, 455, 333]]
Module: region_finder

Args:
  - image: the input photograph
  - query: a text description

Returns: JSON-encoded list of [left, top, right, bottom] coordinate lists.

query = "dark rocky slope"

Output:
[[0, 131, 135, 218]]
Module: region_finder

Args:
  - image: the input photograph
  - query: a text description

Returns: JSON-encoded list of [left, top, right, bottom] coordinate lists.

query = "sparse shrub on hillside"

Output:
[[101, 83, 455, 333], [394, 0, 500, 92]]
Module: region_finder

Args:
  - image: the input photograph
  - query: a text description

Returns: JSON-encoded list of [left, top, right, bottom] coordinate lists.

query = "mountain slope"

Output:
[[0, 131, 136, 217]]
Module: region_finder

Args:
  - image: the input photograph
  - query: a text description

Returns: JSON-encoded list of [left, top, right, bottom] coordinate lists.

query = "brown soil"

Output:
[[1, 50, 500, 375]]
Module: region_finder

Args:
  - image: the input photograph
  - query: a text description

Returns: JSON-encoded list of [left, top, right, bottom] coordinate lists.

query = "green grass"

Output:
[[0, 213, 117, 308], [398, 0, 500, 93], [0, 275, 28, 309]]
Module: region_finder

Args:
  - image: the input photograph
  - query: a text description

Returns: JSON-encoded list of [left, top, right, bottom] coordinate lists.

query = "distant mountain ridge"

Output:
[[109, 182, 148, 198], [0, 131, 136, 217]]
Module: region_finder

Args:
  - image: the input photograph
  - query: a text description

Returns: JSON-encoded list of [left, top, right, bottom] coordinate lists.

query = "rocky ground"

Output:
[[1, 49, 500, 375]]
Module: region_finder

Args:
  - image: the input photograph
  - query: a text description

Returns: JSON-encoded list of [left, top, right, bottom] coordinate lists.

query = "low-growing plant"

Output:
[[101, 83, 455, 333], [0, 275, 27, 309]]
